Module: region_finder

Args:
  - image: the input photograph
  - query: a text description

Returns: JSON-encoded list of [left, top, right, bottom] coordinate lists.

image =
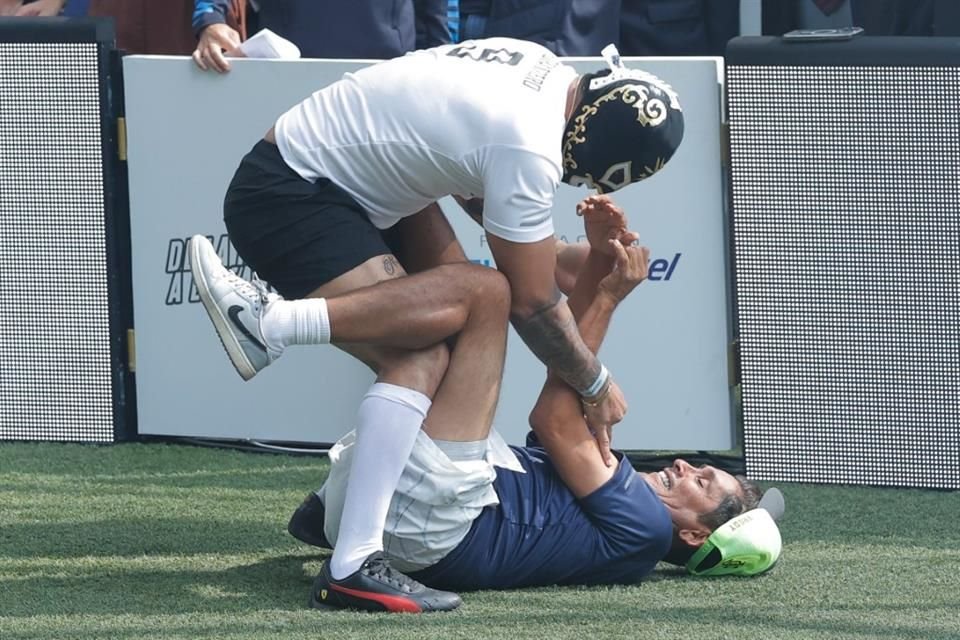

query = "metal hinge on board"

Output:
[[719, 121, 730, 168], [728, 338, 741, 387], [117, 117, 127, 161], [127, 329, 136, 372]]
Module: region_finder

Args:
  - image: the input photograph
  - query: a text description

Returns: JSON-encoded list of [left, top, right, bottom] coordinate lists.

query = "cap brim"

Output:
[[758, 488, 785, 522]]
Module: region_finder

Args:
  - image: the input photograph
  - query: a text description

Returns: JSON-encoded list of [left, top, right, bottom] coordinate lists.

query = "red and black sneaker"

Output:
[[287, 492, 332, 549], [310, 552, 462, 613]]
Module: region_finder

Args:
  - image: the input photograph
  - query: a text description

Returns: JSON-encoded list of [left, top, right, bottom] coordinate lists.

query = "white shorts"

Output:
[[322, 429, 523, 572]]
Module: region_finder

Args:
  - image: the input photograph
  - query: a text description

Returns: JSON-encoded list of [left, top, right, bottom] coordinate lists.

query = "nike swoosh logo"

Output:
[[227, 305, 267, 352]]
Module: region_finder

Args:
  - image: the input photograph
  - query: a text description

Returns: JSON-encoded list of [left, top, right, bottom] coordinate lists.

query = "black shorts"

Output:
[[223, 140, 398, 299]]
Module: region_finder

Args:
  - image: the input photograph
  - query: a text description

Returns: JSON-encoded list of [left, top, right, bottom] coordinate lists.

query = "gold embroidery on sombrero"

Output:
[[562, 83, 669, 173], [644, 157, 667, 177], [586, 154, 668, 193], [607, 84, 668, 127], [562, 104, 594, 172]]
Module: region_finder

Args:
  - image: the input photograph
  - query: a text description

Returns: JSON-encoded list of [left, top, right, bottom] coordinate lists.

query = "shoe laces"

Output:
[[224, 270, 277, 309], [361, 554, 420, 594], [251, 275, 279, 304]]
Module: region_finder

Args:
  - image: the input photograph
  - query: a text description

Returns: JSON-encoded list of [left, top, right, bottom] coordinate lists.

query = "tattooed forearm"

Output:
[[511, 295, 601, 394]]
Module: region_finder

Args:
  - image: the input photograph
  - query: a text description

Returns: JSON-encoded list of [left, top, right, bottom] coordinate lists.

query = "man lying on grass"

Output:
[[292, 196, 763, 611]]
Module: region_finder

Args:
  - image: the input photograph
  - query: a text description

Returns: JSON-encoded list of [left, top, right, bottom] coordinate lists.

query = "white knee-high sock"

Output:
[[328, 382, 430, 580], [261, 298, 331, 351]]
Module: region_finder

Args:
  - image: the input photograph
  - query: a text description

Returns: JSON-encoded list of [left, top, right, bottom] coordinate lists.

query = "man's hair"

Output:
[[661, 475, 763, 567]]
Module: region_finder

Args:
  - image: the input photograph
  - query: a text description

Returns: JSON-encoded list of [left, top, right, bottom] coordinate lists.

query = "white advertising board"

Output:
[[124, 54, 733, 449]]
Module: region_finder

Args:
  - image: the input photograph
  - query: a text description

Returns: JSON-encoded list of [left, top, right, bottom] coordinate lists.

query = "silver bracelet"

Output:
[[581, 364, 609, 399]]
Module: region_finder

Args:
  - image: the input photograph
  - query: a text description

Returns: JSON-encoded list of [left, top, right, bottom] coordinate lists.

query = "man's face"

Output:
[[641, 459, 742, 545]]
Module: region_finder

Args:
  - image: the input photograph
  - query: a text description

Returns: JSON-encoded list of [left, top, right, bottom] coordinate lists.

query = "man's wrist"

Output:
[[193, 6, 228, 36], [595, 286, 622, 309], [586, 247, 615, 265], [581, 363, 608, 397], [581, 375, 613, 407]]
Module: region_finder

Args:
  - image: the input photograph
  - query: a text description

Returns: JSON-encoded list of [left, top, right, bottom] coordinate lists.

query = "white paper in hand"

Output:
[[236, 29, 301, 60]]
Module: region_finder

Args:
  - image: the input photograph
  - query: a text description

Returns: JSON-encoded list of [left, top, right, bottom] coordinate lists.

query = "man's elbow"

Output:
[[528, 407, 553, 440], [510, 290, 561, 324], [529, 396, 564, 440]]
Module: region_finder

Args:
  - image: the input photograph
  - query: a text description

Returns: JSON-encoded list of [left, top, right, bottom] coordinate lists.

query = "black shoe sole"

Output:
[[309, 559, 462, 614], [309, 581, 459, 613]]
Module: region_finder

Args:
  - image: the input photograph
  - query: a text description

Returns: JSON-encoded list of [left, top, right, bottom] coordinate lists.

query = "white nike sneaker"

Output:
[[189, 235, 282, 380]]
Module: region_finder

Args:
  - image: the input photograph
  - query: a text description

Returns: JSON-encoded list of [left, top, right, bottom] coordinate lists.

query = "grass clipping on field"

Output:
[[0, 442, 958, 640]]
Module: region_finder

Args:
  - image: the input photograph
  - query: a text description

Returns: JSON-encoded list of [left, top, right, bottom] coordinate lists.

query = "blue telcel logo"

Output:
[[468, 253, 681, 280], [648, 253, 681, 281]]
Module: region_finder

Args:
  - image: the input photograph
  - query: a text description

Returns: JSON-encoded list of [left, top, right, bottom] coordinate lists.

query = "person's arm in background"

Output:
[[414, 0, 451, 49], [192, 0, 241, 72], [529, 201, 649, 497], [9, 0, 65, 16], [0, 0, 23, 16]]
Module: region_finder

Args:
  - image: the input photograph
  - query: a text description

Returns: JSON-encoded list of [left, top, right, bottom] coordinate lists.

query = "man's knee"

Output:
[[469, 266, 511, 322], [433, 263, 511, 312], [479, 268, 511, 311]]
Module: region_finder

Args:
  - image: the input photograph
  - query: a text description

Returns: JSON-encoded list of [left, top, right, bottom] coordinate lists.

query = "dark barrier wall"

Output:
[[0, 18, 134, 442], [727, 36, 960, 489]]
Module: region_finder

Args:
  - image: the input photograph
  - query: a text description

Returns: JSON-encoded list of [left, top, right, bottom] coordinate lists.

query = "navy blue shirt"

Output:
[[411, 446, 673, 591], [193, 1, 450, 59]]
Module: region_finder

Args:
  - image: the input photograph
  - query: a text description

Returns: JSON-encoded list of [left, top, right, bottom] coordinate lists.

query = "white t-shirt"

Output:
[[274, 38, 578, 243]]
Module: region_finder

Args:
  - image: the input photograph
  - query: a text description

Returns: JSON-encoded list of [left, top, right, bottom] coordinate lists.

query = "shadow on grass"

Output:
[[0, 442, 329, 492], [483, 602, 954, 640], [765, 483, 959, 550], [2, 595, 955, 640], [1, 518, 293, 557], [5, 467, 326, 494], [0, 553, 323, 618]]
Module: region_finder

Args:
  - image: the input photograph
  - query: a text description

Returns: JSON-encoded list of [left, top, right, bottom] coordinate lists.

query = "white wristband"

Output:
[[582, 364, 609, 398]]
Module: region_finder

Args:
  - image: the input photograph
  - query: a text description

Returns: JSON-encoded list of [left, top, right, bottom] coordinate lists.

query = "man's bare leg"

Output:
[[289, 259, 506, 584], [191, 232, 503, 611], [387, 202, 469, 271], [420, 278, 510, 442], [260, 259, 505, 355]]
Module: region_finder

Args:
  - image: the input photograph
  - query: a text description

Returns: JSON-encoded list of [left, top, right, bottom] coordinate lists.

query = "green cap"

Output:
[[686, 492, 783, 577]]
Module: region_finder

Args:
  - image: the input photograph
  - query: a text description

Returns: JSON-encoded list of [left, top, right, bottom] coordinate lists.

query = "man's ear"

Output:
[[677, 526, 711, 548]]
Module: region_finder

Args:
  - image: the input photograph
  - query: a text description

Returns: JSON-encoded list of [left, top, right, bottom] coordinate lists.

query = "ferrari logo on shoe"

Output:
[[320, 589, 328, 600]]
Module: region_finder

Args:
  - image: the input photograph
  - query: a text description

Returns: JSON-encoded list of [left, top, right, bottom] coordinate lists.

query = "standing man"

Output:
[[190, 37, 684, 613], [191, 0, 451, 73], [457, 0, 622, 56]]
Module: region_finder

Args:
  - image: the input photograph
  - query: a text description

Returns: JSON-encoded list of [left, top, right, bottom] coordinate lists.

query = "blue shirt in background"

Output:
[[63, 0, 90, 16], [447, 0, 460, 42], [412, 446, 673, 591]]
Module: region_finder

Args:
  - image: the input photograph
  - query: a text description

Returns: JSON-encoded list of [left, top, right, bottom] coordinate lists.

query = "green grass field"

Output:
[[1, 442, 958, 640]]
